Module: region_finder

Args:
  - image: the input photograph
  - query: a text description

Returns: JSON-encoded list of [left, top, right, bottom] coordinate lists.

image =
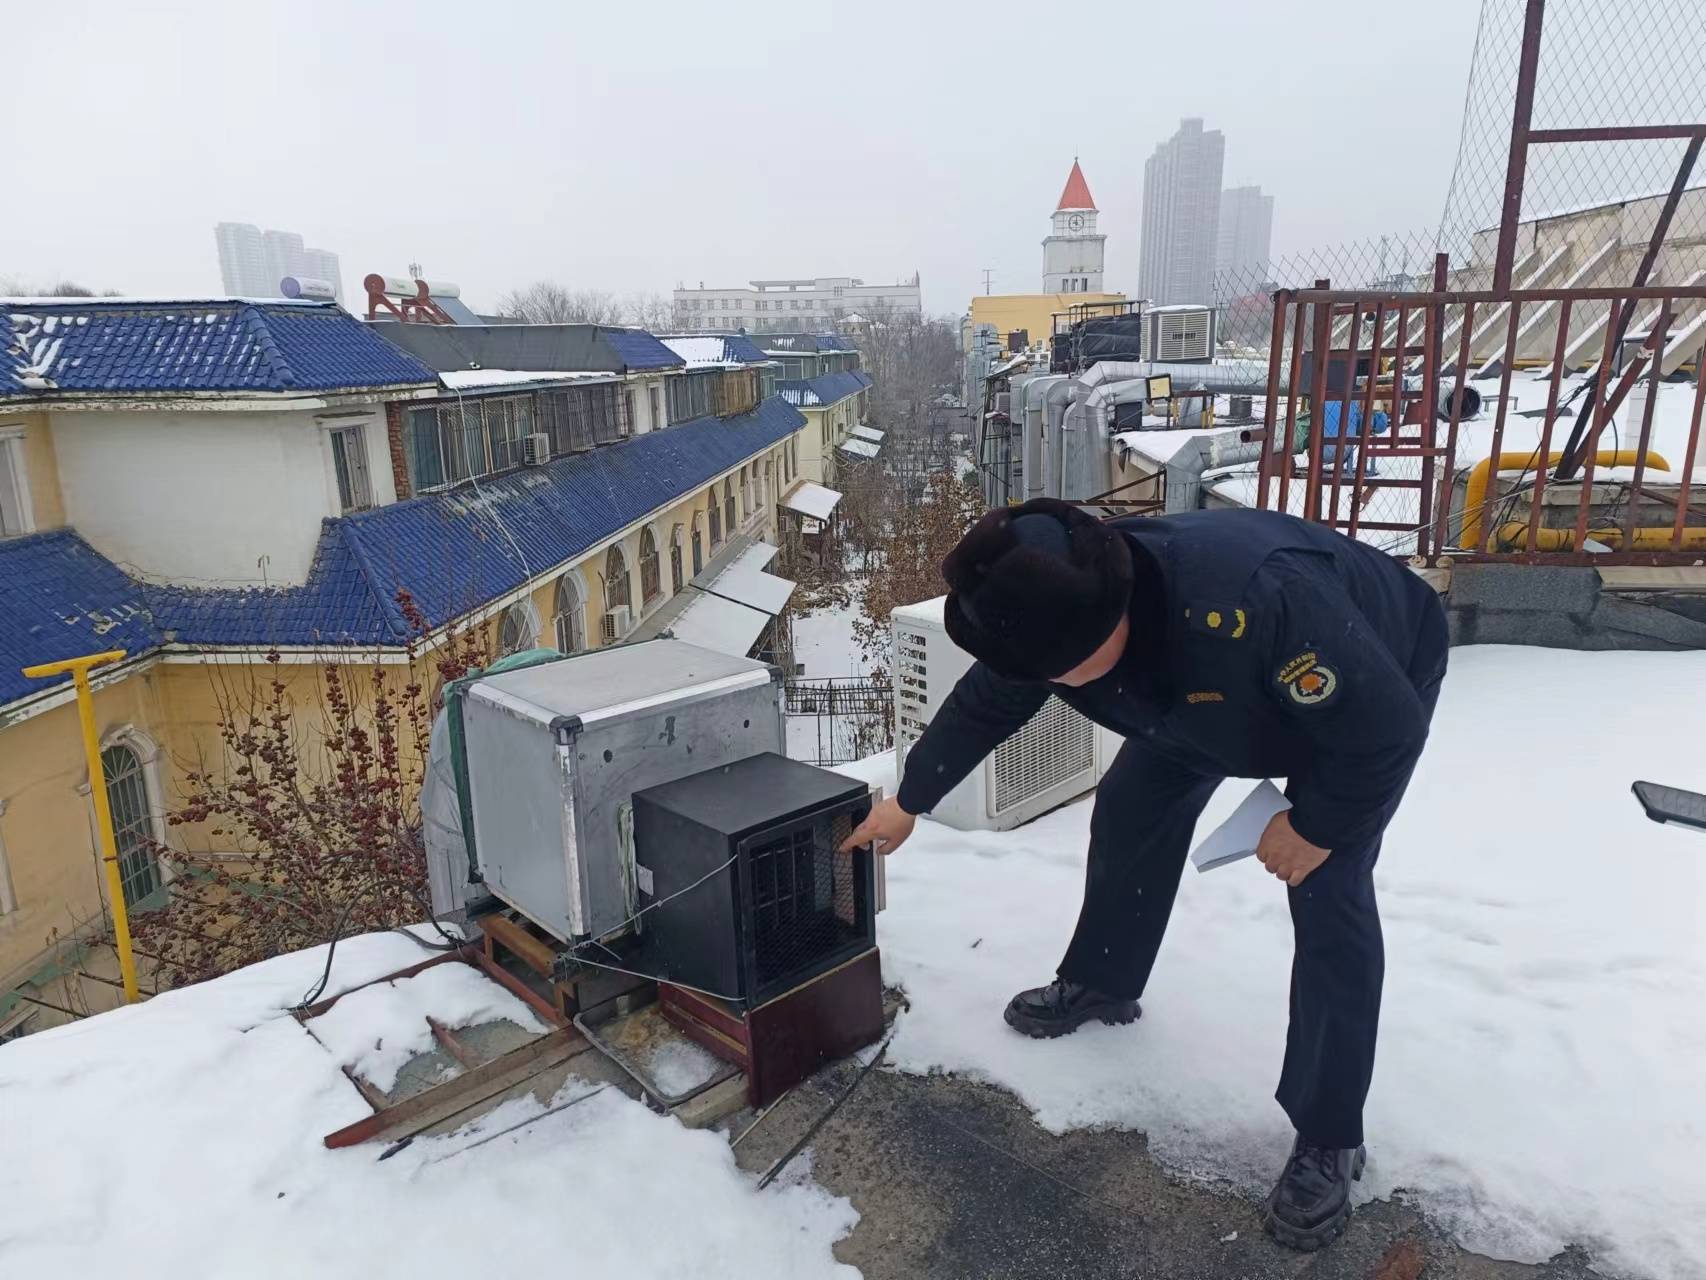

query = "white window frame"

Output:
[[0, 427, 36, 537], [553, 570, 586, 653], [325, 421, 374, 513], [0, 799, 18, 916], [79, 726, 172, 906], [498, 599, 542, 655]]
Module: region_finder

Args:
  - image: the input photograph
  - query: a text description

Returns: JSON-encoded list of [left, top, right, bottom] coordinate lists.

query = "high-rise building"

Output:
[[213, 223, 343, 300], [1138, 118, 1225, 306], [1216, 185, 1275, 281], [1041, 158, 1106, 293]]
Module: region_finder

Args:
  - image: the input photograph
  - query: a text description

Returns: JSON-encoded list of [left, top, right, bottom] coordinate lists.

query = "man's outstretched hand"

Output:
[[839, 795, 917, 856], [1256, 810, 1330, 887]]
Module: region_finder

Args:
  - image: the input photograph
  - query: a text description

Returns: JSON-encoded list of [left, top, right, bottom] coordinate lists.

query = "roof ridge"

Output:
[[239, 303, 299, 389], [324, 518, 414, 642]]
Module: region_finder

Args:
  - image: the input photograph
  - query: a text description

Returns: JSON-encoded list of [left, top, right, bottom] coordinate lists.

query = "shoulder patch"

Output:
[[1185, 601, 1248, 639], [1276, 650, 1339, 707]]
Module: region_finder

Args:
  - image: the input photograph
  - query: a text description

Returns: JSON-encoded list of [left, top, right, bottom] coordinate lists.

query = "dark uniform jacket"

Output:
[[895, 510, 1449, 853]]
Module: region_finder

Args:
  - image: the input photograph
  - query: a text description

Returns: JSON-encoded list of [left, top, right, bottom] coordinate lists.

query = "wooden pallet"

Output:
[[298, 946, 591, 1149]]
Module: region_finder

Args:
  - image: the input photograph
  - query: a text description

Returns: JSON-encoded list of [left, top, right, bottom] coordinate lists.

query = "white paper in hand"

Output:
[[1191, 780, 1291, 873]]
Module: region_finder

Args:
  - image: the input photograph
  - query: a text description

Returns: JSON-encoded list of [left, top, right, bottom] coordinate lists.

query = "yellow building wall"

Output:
[[968, 292, 1128, 351], [0, 667, 170, 1021], [0, 409, 67, 531]]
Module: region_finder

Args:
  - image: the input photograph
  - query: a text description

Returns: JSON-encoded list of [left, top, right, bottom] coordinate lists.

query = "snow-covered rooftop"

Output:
[[853, 644, 1706, 1279], [0, 929, 856, 1277], [438, 369, 617, 390]]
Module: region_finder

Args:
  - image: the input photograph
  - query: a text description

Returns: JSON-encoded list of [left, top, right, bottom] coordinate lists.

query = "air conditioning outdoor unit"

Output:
[[601, 604, 632, 643], [522, 432, 551, 465], [892, 597, 1099, 832], [1145, 306, 1217, 363], [993, 391, 1011, 415]]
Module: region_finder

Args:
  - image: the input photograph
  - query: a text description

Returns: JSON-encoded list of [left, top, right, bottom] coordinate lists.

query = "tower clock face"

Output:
[[1067, 213, 1085, 232]]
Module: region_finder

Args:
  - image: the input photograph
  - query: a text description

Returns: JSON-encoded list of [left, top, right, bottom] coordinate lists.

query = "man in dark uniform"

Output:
[[841, 499, 1448, 1250]]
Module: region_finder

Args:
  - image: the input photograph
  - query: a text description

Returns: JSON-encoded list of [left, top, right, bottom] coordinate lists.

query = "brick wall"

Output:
[[384, 401, 410, 500]]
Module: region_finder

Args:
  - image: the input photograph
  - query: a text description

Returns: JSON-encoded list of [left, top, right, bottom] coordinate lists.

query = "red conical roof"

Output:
[[1056, 158, 1096, 211]]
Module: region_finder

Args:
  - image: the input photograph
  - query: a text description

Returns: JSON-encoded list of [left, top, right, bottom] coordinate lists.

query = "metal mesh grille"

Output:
[[892, 626, 931, 774], [744, 812, 862, 987], [990, 696, 1095, 816]]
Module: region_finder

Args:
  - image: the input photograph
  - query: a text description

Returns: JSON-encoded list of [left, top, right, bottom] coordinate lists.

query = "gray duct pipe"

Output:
[[1042, 377, 1077, 499], [1062, 377, 1150, 501], [1161, 433, 1266, 513], [1023, 375, 1068, 500]]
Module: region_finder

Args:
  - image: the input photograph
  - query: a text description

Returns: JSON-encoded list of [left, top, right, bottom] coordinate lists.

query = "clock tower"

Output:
[[1042, 158, 1106, 294]]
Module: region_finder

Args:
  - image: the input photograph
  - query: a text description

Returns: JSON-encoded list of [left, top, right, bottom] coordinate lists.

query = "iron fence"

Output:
[[784, 677, 893, 768]]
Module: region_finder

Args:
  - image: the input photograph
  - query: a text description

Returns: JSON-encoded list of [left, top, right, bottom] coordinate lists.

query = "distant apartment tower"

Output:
[[673, 275, 921, 332], [214, 222, 343, 300], [1215, 185, 1275, 281], [1138, 119, 1225, 306]]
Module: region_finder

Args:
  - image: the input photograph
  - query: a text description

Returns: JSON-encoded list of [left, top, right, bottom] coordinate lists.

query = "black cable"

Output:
[[297, 898, 361, 1010], [758, 1037, 891, 1190]]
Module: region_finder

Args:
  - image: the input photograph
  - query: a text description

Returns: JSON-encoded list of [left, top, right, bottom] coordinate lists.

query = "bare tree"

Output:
[[497, 281, 624, 325], [1, 277, 113, 297], [621, 291, 679, 331]]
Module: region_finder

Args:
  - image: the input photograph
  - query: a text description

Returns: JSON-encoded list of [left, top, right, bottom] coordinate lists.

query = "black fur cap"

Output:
[[942, 498, 1133, 680]]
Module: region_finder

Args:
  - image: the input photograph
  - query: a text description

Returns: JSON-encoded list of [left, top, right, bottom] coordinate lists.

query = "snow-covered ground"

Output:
[[846, 645, 1706, 1280], [0, 931, 857, 1279]]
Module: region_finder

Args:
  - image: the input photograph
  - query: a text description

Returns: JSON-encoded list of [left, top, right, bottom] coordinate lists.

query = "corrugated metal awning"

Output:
[[849, 424, 884, 443], [837, 438, 880, 460], [668, 592, 772, 658]]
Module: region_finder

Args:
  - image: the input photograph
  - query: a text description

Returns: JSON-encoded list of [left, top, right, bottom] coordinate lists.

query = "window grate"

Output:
[[743, 812, 862, 987], [990, 696, 1095, 815]]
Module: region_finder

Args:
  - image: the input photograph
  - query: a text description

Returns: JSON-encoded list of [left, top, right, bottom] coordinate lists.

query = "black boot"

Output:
[[1262, 1135, 1366, 1251], [1002, 978, 1139, 1039]]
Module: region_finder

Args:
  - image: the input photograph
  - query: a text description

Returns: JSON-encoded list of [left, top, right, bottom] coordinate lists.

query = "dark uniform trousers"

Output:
[[1058, 676, 1442, 1150]]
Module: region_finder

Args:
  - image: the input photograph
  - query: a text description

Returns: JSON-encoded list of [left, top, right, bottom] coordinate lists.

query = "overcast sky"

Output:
[[7, 0, 1484, 315]]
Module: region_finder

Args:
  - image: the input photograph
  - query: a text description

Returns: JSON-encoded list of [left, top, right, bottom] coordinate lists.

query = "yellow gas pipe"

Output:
[[1459, 450, 1675, 552]]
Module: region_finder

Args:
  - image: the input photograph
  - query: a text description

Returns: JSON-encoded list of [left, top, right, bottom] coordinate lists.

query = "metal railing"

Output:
[[1251, 275, 1706, 563]]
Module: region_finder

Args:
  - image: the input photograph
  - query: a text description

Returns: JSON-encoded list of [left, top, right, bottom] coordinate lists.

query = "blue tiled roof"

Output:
[[2, 300, 437, 398], [777, 370, 872, 408], [599, 328, 684, 371], [720, 334, 769, 364], [0, 531, 163, 705], [133, 396, 808, 651]]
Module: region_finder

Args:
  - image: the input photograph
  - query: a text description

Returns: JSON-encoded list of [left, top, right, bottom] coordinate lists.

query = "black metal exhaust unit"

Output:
[[633, 753, 875, 1009]]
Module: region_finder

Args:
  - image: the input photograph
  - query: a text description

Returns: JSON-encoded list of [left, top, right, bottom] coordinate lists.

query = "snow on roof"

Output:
[[1113, 424, 1245, 465], [782, 480, 842, 521], [668, 590, 773, 657], [849, 424, 884, 443], [0, 928, 856, 1276], [438, 369, 616, 390], [837, 437, 880, 459], [864, 642, 1706, 1277]]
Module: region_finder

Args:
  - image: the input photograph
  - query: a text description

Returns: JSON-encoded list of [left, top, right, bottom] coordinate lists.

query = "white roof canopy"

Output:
[[849, 424, 884, 443], [668, 593, 772, 659], [782, 481, 842, 521], [837, 438, 880, 460]]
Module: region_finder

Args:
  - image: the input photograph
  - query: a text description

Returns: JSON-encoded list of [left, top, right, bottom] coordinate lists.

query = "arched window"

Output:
[[708, 491, 722, 546], [604, 544, 631, 617], [691, 512, 704, 574], [723, 478, 736, 533], [498, 599, 540, 655], [553, 572, 585, 653], [103, 742, 161, 909], [670, 524, 685, 593], [639, 527, 661, 604]]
